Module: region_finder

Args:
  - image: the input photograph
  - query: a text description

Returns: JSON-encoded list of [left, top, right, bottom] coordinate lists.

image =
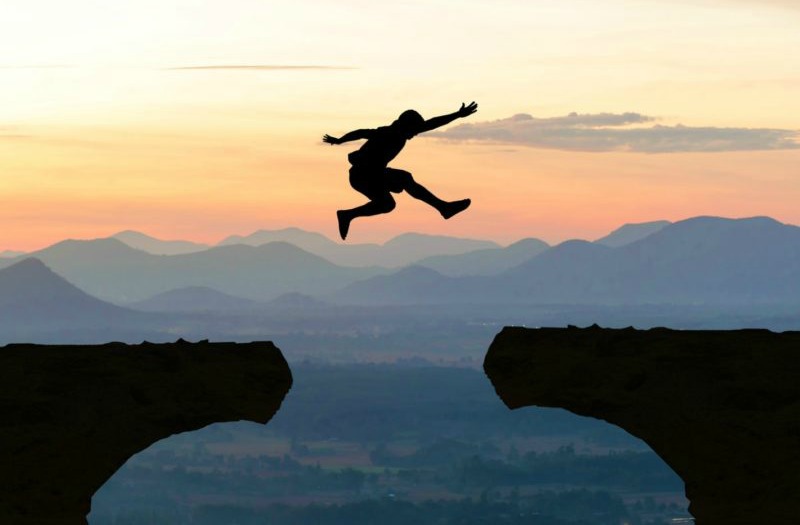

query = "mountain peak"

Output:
[[595, 220, 671, 247], [0, 257, 79, 293], [385, 231, 498, 246], [652, 216, 794, 243], [112, 230, 152, 240], [218, 227, 336, 248], [1, 257, 49, 273], [677, 215, 782, 228], [0, 257, 136, 328], [48, 236, 142, 252], [111, 230, 209, 255], [0, 258, 90, 304]]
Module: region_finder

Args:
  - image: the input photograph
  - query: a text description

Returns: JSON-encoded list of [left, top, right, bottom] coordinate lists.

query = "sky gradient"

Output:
[[2, 0, 799, 250]]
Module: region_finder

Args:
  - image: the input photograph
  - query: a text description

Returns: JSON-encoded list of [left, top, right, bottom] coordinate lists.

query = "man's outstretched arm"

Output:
[[323, 129, 375, 145], [417, 102, 478, 134]]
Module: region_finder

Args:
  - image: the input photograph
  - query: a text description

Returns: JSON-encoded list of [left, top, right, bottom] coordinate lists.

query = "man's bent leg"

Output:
[[337, 195, 396, 240], [390, 169, 470, 220], [388, 169, 448, 212]]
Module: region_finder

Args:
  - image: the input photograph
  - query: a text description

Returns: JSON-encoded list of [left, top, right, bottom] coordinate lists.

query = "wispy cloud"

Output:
[[0, 65, 74, 69], [649, 0, 800, 10], [165, 64, 355, 71], [432, 112, 800, 153], [715, 0, 800, 9], [0, 126, 30, 140]]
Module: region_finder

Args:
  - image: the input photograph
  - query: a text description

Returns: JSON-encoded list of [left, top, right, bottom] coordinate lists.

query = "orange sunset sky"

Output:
[[2, 0, 799, 251]]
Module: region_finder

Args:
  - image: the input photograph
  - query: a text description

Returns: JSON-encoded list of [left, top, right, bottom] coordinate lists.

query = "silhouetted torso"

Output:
[[348, 126, 407, 168]]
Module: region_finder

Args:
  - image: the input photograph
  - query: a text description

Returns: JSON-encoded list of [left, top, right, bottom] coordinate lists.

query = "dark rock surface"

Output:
[[0, 340, 292, 525], [484, 326, 800, 525]]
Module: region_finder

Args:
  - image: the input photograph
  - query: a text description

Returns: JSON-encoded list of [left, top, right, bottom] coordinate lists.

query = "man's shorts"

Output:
[[348, 165, 411, 201]]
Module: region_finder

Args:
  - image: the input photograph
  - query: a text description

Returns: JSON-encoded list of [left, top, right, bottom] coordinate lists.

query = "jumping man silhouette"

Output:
[[323, 101, 478, 240]]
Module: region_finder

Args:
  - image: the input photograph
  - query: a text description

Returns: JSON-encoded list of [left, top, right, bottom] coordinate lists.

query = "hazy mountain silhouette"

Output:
[[332, 216, 800, 305], [264, 292, 330, 310], [416, 237, 549, 276], [0, 239, 388, 303], [7, 216, 798, 307], [331, 266, 462, 305], [588, 215, 800, 303], [0, 258, 144, 328], [516, 215, 800, 304], [330, 240, 615, 305], [0, 239, 153, 298], [496, 240, 616, 303], [0, 249, 25, 258], [218, 228, 497, 267], [112, 230, 210, 255], [220, 227, 343, 252], [381, 233, 498, 265], [0, 237, 153, 270], [128, 286, 258, 313], [594, 220, 671, 247]]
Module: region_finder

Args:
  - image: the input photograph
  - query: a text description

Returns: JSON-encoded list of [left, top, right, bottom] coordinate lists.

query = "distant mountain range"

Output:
[[332, 217, 800, 306], [106, 223, 668, 271], [129, 286, 331, 314], [0, 258, 149, 331], [4, 216, 798, 311], [218, 228, 500, 268], [6, 222, 671, 269], [0, 239, 388, 303]]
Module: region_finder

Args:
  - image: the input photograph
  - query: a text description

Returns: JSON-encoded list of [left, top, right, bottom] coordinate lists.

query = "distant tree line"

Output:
[[92, 489, 639, 525], [370, 441, 681, 492]]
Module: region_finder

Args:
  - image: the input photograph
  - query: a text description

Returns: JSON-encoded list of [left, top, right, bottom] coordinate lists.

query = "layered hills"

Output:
[[218, 229, 500, 267], [335, 216, 800, 305], [129, 286, 259, 313], [0, 240, 387, 303], [0, 258, 151, 339], [111, 230, 209, 255], [2, 216, 799, 313], [415, 237, 550, 276]]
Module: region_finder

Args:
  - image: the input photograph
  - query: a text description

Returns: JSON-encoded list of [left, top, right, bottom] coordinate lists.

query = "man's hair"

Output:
[[396, 109, 424, 129]]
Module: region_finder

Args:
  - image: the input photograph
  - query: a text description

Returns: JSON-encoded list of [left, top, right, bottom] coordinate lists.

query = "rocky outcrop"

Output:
[[484, 326, 800, 525], [0, 340, 292, 525]]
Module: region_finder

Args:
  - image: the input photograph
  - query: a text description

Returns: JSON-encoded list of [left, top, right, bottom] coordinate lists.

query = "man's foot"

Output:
[[440, 198, 471, 220], [337, 210, 352, 240]]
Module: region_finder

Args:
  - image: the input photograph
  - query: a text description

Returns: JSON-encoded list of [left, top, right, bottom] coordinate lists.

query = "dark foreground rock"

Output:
[[0, 340, 292, 525], [484, 326, 800, 525]]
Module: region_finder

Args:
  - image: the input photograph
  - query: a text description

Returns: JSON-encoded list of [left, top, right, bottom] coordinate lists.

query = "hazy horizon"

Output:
[[0, 213, 793, 253]]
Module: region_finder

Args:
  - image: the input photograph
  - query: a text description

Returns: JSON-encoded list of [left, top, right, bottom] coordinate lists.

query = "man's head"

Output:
[[393, 109, 424, 139]]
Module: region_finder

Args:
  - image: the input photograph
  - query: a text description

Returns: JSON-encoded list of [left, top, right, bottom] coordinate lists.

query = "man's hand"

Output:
[[457, 101, 478, 118], [323, 134, 341, 145]]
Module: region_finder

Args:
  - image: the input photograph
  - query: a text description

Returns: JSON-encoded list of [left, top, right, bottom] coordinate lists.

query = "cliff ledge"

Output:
[[484, 326, 800, 525], [0, 340, 292, 525]]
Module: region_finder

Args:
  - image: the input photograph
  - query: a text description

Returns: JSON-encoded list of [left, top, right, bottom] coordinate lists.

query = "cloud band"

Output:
[[432, 112, 800, 153]]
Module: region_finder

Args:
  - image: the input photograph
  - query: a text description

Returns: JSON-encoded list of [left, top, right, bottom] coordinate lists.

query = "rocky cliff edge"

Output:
[[0, 340, 292, 525], [484, 326, 800, 525]]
